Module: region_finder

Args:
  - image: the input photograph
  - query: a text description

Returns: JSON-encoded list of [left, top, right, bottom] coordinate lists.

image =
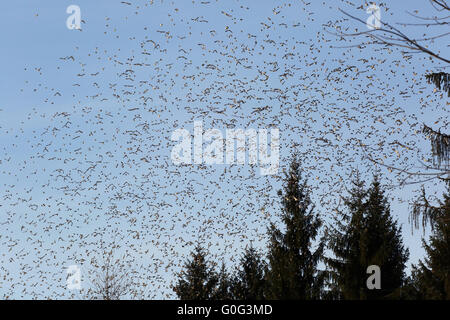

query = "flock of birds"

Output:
[[0, 0, 448, 299]]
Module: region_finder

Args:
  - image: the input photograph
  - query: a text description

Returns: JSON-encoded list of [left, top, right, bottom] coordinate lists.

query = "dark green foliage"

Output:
[[425, 72, 449, 97], [173, 245, 218, 299], [172, 169, 431, 301], [213, 262, 233, 300], [326, 177, 367, 300], [327, 175, 409, 299], [231, 246, 266, 300], [411, 186, 447, 230], [422, 124, 449, 168], [412, 184, 450, 299], [266, 160, 325, 299], [398, 268, 426, 300], [422, 73, 449, 172]]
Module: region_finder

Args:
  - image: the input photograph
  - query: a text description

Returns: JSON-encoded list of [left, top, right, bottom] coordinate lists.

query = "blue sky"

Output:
[[0, 0, 448, 299]]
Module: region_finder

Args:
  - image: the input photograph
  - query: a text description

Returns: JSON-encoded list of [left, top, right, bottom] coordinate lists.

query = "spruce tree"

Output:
[[326, 177, 367, 300], [266, 159, 325, 299], [327, 175, 409, 299], [414, 183, 450, 299], [400, 267, 427, 300], [231, 246, 266, 300], [173, 245, 218, 299], [363, 177, 409, 299], [212, 262, 233, 300]]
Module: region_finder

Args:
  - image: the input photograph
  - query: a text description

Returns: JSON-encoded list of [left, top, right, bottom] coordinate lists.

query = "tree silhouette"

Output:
[[173, 245, 218, 299], [327, 175, 409, 299], [266, 159, 325, 299], [412, 183, 450, 299], [231, 246, 266, 300]]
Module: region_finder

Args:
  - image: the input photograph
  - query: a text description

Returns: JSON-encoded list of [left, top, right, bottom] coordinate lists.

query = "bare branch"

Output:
[[334, 8, 450, 64]]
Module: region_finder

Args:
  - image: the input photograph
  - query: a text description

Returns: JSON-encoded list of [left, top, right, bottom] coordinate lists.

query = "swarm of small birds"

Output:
[[0, 0, 448, 299]]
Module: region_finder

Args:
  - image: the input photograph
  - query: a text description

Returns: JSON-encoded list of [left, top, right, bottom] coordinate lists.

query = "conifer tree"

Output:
[[363, 177, 409, 299], [266, 159, 325, 299], [212, 262, 233, 300], [327, 175, 409, 299], [231, 246, 266, 300], [413, 183, 450, 299], [326, 177, 367, 300], [173, 245, 218, 299], [400, 268, 426, 300]]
